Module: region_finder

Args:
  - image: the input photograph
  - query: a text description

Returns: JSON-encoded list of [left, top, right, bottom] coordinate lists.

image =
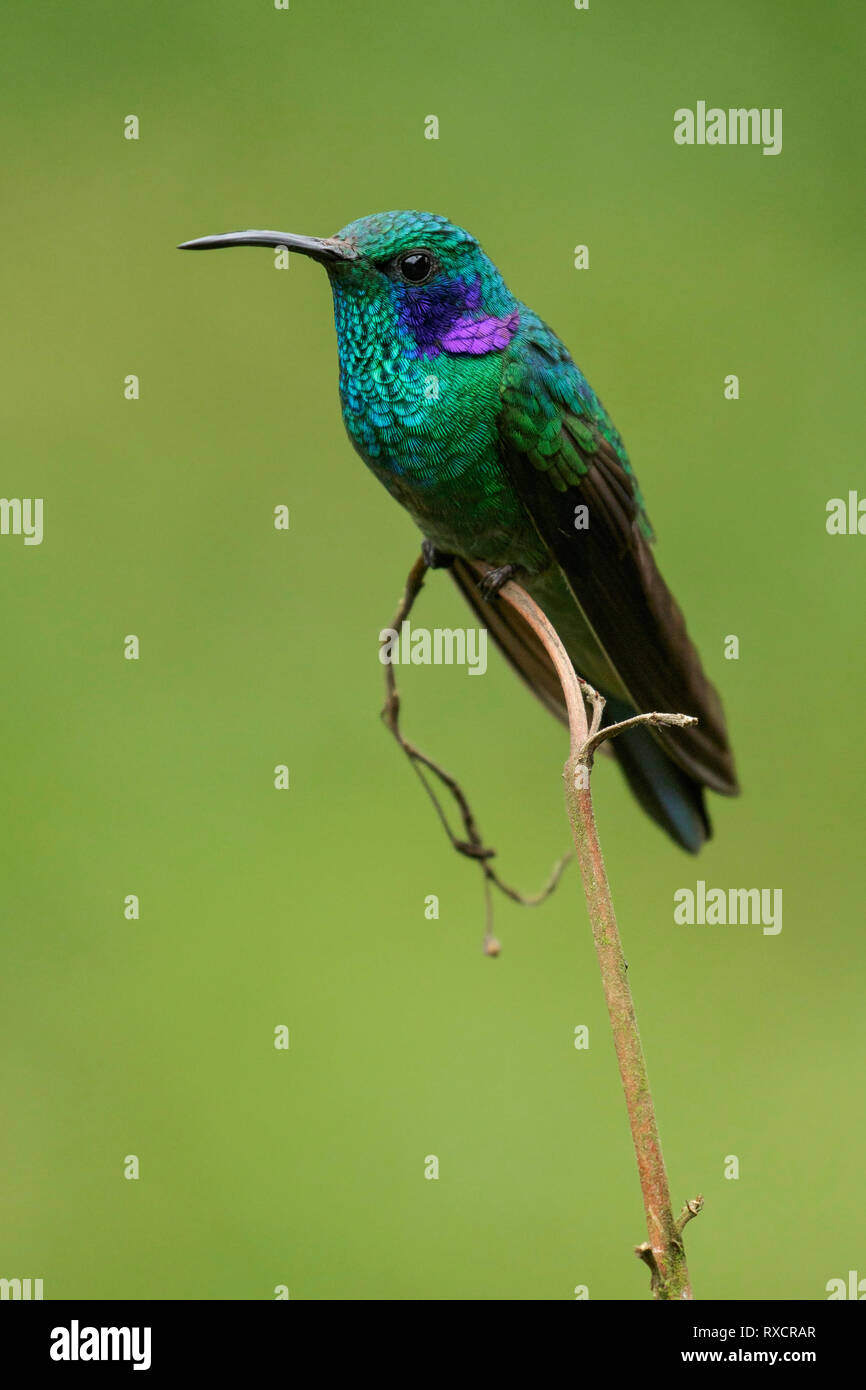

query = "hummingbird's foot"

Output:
[[478, 563, 522, 601], [421, 539, 455, 570]]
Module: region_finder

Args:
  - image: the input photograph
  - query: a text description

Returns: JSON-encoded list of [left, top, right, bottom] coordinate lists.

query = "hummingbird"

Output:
[[179, 211, 738, 851]]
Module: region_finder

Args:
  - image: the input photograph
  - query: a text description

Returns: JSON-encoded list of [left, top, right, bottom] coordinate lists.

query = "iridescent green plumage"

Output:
[[179, 210, 738, 850]]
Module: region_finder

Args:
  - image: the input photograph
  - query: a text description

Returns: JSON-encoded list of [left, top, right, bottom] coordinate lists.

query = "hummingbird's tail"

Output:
[[602, 697, 711, 853], [448, 556, 719, 853]]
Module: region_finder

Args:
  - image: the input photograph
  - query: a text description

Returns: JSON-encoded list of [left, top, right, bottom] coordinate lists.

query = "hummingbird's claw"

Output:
[[421, 539, 455, 570], [478, 563, 521, 601]]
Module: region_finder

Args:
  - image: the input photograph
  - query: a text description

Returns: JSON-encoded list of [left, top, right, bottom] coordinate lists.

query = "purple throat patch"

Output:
[[439, 310, 520, 355], [398, 273, 519, 357]]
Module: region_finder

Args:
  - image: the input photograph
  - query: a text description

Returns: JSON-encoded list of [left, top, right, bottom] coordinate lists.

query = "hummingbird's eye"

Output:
[[395, 250, 436, 285]]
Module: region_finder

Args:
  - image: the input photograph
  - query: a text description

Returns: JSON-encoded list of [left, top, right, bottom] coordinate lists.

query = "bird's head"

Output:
[[179, 210, 519, 360]]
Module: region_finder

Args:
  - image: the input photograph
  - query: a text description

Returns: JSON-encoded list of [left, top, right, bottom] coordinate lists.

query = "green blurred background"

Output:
[[1, 0, 863, 1300]]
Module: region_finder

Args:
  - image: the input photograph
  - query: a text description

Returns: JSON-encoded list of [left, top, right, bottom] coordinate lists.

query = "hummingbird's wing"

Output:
[[494, 313, 738, 796], [449, 554, 713, 853]]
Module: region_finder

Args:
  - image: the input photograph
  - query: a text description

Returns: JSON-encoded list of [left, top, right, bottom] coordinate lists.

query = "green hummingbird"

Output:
[[179, 211, 738, 851]]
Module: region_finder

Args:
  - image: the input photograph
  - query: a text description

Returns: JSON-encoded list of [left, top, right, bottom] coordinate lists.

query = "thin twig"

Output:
[[380, 556, 571, 949], [584, 711, 697, 760]]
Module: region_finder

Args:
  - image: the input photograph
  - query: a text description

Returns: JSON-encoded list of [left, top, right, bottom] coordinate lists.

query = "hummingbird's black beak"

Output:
[[177, 230, 357, 262]]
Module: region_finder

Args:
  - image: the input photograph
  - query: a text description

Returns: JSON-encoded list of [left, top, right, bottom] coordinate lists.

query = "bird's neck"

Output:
[[327, 273, 519, 486]]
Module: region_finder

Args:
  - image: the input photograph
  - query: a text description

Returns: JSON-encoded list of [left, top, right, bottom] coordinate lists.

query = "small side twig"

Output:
[[677, 1194, 705, 1233], [584, 711, 697, 760], [636, 1195, 704, 1296]]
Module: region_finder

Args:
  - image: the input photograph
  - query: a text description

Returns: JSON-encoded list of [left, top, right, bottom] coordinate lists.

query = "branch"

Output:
[[379, 553, 702, 1297], [498, 577, 701, 1301]]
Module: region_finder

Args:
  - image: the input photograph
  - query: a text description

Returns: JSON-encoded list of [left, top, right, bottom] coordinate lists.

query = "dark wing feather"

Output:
[[496, 313, 738, 795], [450, 556, 568, 725]]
